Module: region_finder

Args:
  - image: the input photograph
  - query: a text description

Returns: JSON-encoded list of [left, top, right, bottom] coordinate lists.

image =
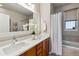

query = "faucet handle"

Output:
[[12, 35, 18, 42]]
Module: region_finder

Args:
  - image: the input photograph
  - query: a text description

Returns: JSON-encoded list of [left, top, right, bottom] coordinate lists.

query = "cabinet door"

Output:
[[43, 39, 49, 56], [36, 42, 43, 56], [20, 46, 36, 56]]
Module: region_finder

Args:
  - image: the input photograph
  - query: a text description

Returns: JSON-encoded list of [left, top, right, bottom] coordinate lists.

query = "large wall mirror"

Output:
[[0, 3, 41, 34]]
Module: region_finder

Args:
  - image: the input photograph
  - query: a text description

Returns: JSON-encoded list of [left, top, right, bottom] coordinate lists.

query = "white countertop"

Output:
[[0, 33, 49, 56]]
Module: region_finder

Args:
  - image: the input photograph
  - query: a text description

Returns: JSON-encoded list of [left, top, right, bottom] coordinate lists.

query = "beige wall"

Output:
[[54, 3, 79, 42], [33, 3, 51, 35], [0, 7, 28, 31], [40, 3, 51, 35], [54, 3, 79, 12]]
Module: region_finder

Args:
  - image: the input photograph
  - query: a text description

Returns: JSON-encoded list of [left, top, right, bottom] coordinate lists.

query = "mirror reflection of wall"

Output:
[[0, 4, 29, 32], [29, 19, 34, 32], [22, 15, 33, 31], [11, 14, 33, 31], [0, 13, 10, 33], [0, 3, 41, 34]]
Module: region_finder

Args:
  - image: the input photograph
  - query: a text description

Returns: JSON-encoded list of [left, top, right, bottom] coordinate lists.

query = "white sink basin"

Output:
[[3, 42, 29, 55]]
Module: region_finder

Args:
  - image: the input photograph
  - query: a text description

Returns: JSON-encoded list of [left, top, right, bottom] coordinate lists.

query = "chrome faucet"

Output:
[[12, 35, 17, 44]]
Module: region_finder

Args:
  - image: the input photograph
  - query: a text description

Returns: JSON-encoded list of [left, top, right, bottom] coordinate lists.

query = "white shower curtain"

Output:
[[51, 12, 62, 55]]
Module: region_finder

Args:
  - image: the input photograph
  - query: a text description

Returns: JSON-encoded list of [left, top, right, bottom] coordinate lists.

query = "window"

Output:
[[64, 20, 78, 31]]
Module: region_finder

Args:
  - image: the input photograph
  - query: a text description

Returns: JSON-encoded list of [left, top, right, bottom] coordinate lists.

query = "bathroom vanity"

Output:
[[20, 38, 49, 56], [0, 33, 49, 56]]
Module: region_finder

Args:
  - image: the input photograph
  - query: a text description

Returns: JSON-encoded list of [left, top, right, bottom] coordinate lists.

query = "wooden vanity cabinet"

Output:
[[43, 39, 49, 56], [20, 46, 36, 56], [20, 38, 49, 56], [36, 42, 43, 56]]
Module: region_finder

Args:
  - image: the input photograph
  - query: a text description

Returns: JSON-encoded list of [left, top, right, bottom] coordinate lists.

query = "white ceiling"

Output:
[[0, 3, 33, 15]]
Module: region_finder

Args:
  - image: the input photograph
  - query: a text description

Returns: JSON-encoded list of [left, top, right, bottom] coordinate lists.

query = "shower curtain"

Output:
[[51, 12, 62, 55]]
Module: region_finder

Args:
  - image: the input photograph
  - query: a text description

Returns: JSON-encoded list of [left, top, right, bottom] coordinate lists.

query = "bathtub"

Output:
[[62, 40, 79, 56]]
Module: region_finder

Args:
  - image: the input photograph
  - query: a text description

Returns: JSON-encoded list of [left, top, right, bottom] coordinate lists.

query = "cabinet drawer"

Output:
[[36, 42, 43, 56], [37, 42, 43, 50], [37, 52, 43, 56], [37, 48, 43, 55]]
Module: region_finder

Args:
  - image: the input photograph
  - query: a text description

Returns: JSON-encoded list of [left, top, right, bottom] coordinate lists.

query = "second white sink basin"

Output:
[[3, 42, 29, 55]]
